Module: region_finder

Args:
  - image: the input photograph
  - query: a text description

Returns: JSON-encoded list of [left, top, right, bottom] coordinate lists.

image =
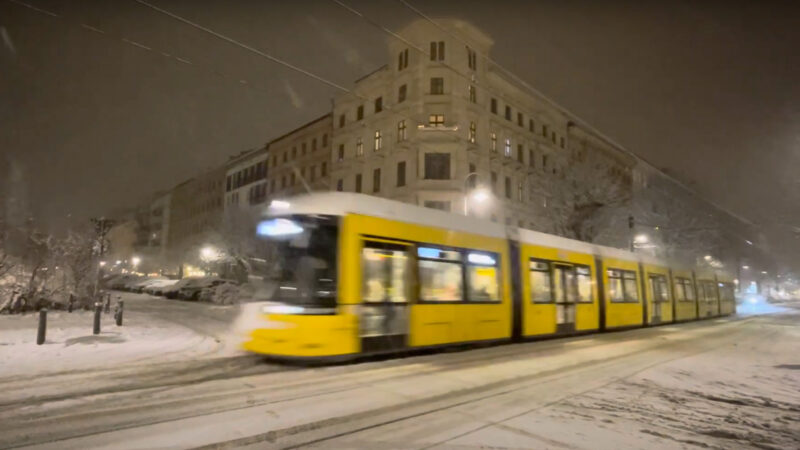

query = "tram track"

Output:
[[0, 314, 767, 449]]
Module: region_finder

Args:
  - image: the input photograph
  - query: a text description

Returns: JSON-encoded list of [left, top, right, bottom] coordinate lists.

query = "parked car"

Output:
[[162, 278, 199, 299], [143, 279, 179, 296], [129, 277, 171, 293], [108, 274, 141, 290], [178, 277, 237, 301]]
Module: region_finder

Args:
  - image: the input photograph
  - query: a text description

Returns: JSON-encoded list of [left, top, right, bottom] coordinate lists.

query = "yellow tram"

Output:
[[242, 193, 735, 360]]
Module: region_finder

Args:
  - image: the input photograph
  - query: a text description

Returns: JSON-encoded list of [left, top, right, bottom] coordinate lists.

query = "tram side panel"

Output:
[[519, 243, 600, 337], [672, 269, 698, 322], [345, 214, 513, 350], [599, 256, 644, 330]]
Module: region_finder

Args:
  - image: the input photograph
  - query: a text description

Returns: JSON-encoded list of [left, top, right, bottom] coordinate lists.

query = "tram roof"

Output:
[[264, 192, 715, 271]]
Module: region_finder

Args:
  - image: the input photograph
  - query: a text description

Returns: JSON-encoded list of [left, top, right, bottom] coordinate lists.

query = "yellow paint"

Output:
[[346, 214, 512, 348], [519, 244, 599, 336], [602, 257, 643, 329], [242, 313, 358, 357], [673, 269, 698, 322], [642, 264, 673, 324]]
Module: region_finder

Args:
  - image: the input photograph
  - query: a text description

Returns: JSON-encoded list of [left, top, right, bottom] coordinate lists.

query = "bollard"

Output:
[[115, 300, 124, 326], [37, 309, 47, 345], [67, 294, 74, 313], [104, 294, 111, 314], [93, 302, 102, 335]]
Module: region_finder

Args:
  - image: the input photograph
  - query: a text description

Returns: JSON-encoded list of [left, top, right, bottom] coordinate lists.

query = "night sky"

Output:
[[1, 1, 798, 263]]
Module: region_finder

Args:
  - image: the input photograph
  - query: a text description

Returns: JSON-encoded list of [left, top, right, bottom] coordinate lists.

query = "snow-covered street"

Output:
[[0, 302, 797, 449], [0, 292, 246, 378]]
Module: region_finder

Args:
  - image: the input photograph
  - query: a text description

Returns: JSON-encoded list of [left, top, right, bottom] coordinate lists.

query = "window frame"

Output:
[[415, 244, 501, 304], [607, 268, 639, 303]]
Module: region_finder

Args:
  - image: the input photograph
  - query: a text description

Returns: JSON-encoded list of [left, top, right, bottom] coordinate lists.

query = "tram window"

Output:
[[576, 266, 593, 303], [684, 279, 696, 301], [529, 260, 552, 303], [674, 278, 695, 301], [361, 245, 408, 303], [466, 252, 500, 302], [418, 247, 463, 302], [703, 281, 718, 302], [608, 269, 638, 302]]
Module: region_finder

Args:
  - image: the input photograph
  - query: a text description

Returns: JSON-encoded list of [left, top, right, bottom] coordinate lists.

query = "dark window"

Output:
[[321, 162, 327, 177], [338, 144, 344, 161], [543, 154, 549, 171], [226, 175, 231, 192], [517, 144, 524, 163], [542, 124, 548, 137], [468, 163, 477, 188], [309, 166, 315, 182], [291, 147, 297, 159], [490, 98, 497, 114], [357, 105, 364, 120], [423, 201, 450, 212], [505, 176, 511, 199], [529, 149, 535, 167], [322, 133, 328, 147], [290, 172, 295, 186], [355, 173, 362, 193], [491, 171, 497, 193], [552, 131, 557, 143], [336, 179, 343, 191], [398, 84, 407, 103], [430, 77, 444, 95], [311, 138, 317, 151], [373, 168, 381, 193], [301, 143, 306, 155], [469, 85, 476, 103], [397, 161, 406, 187], [505, 105, 512, 121], [374, 97, 383, 113], [466, 46, 477, 70], [424, 153, 450, 180], [517, 112, 523, 127], [560, 136, 565, 148], [529, 119, 535, 132], [430, 41, 445, 61], [283, 152, 287, 163], [339, 114, 345, 128]]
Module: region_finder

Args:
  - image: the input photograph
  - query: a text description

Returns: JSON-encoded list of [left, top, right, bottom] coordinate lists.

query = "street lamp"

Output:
[[463, 172, 490, 215], [131, 256, 141, 268], [200, 246, 218, 262]]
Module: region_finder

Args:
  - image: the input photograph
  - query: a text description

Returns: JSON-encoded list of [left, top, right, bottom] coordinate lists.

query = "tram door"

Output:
[[648, 275, 666, 323], [360, 241, 411, 353], [553, 264, 577, 333]]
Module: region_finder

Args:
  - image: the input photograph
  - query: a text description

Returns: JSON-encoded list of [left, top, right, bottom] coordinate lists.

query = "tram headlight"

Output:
[[261, 304, 305, 315]]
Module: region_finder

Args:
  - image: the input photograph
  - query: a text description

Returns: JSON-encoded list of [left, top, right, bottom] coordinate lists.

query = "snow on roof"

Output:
[[265, 192, 672, 267]]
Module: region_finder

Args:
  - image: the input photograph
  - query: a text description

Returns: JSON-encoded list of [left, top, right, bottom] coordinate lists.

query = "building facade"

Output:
[[267, 113, 333, 199], [328, 18, 632, 236], [225, 147, 269, 212]]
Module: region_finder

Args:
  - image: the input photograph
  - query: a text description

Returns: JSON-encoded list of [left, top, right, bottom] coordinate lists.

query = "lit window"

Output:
[[429, 114, 445, 127], [530, 260, 552, 303], [469, 85, 476, 103], [398, 84, 407, 103], [608, 269, 639, 303], [469, 121, 476, 143], [362, 245, 408, 303], [397, 120, 407, 142], [490, 132, 497, 151], [504, 138, 511, 157], [418, 247, 462, 301], [374, 130, 382, 151], [356, 137, 363, 156], [467, 252, 499, 302]]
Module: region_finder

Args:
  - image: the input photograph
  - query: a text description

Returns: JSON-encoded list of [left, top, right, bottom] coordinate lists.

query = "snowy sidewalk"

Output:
[[0, 292, 246, 378]]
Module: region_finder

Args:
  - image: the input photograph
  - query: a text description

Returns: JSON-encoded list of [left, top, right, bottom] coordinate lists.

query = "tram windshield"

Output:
[[255, 214, 338, 312]]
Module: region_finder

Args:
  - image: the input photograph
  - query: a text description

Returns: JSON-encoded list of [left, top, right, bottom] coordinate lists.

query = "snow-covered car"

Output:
[[178, 277, 237, 301], [162, 278, 199, 299], [120, 277, 146, 292], [143, 279, 179, 296], [130, 277, 172, 293], [108, 274, 142, 290]]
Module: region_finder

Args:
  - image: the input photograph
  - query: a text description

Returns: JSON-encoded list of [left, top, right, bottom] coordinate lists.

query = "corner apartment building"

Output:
[[329, 18, 633, 232], [224, 146, 269, 211]]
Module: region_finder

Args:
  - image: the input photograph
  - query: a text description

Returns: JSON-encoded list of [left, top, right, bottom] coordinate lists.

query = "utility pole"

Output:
[[91, 217, 114, 298], [628, 215, 635, 252]]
